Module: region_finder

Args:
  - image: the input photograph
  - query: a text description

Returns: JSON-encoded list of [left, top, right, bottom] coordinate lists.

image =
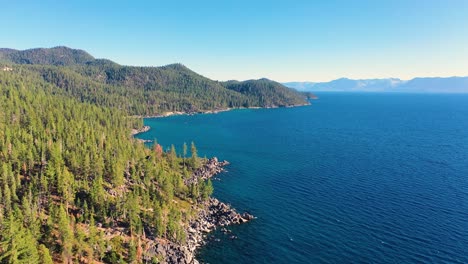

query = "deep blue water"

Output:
[[137, 93, 468, 263]]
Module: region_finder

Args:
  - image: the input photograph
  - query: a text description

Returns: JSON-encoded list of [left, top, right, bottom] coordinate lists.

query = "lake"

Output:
[[137, 93, 468, 263]]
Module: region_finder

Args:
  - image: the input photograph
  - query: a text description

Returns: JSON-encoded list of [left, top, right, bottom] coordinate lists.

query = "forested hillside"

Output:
[[223, 78, 309, 107], [0, 47, 94, 66], [0, 47, 309, 115], [0, 47, 309, 263], [0, 70, 212, 263]]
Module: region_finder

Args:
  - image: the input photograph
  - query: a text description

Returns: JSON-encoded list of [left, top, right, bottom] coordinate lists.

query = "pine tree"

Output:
[[201, 179, 214, 200], [0, 214, 40, 264], [169, 144, 178, 169], [190, 142, 200, 169], [38, 244, 54, 264], [153, 202, 165, 237], [182, 142, 187, 168], [58, 205, 73, 263], [127, 238, 137, 263]]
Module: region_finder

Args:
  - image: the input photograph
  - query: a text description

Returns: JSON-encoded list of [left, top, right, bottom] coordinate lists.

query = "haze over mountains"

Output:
[[284, 76, 468, 93]]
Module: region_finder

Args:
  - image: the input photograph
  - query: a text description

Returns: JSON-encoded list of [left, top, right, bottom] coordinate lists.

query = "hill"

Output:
[[0, 46, 308, 263], [0, 47, 310, 115], [0, 51, 256, 263], [0, 68, 216, 262], [223, 78, 310, 107], [0, 46, 95, 66]]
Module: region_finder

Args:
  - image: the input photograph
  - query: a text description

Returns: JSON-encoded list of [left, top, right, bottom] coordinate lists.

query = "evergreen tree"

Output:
[[201, 179, 214, 200], [168, 144, 178, 169], [58, 205, 73, 263], [190, 142, 200, 169], [182, 142, 187, 168], [153, 202, 165, 237], [0, 214, 40, 264], [38, 244, 54, 264]]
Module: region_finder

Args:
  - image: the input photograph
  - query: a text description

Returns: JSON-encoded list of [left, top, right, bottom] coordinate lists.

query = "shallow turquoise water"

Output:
[[137, 93, 468, 263]]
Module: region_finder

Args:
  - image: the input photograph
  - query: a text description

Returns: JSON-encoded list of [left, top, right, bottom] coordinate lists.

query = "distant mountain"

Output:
[[284, 78, 404, 92], [282, 82, 316, 92], [399, 77, 468, 93], [284, 77, 468, 93], [0, 46, 310, 115]]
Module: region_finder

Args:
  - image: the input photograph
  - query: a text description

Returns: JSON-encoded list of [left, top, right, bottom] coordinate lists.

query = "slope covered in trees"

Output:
[[0, 46, 95, 66], [0, 70, 213, 263], [0, 47, 310, 263], [0, 47, 309, 115], [223, 78, 310, 107]]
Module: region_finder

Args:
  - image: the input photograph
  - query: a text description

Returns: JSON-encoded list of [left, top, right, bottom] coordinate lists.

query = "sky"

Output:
[[2, 0, 468, 82]]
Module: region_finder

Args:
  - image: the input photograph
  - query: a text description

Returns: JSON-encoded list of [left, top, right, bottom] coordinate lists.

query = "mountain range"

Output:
[[284, 76, 468, 93], [0, 46, 309, 116]]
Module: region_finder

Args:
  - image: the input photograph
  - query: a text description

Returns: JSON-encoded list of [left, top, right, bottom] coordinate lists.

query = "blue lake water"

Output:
[[137, 93, 468, 263]]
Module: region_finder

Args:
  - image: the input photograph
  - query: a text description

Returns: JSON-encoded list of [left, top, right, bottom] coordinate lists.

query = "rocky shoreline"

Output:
[[131, 102, 312, 119], [134, 103, 315, 263], [184, 157, 229, 185], [146, 158, 255, 264], [130, 125, 151, 136]]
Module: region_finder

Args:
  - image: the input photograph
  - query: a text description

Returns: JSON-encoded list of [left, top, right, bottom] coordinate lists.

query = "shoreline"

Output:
[[144, 158, 254, 263], [183, 158, 255, 263], [130, 125, 151, 136], [131, 102, 312, 120], [136, 103, 313, 263]]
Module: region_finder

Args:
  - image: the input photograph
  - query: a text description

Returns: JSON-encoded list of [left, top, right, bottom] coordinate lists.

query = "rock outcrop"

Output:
[[184, 157, 229, 185], [131, 125, 150, 136], [146, 157, 254, 264]]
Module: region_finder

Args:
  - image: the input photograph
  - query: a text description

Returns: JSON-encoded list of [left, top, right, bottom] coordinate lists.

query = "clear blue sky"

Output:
[[2, 0, 468, 82]]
